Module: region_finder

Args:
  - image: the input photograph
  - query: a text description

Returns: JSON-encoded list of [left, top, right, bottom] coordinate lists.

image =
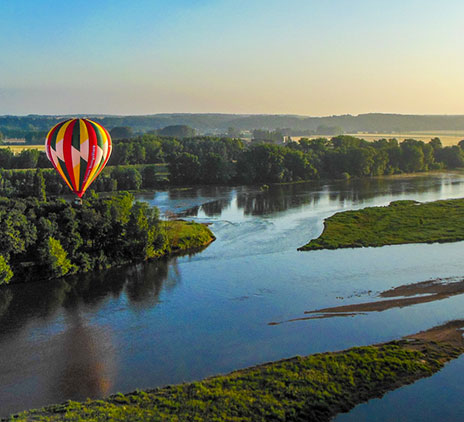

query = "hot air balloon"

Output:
[[45, 118, 112, 198]]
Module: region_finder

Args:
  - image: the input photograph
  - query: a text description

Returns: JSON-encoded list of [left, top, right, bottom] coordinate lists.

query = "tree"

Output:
[[430, 137, 443, 151], [110, 126, 133, 140], [436, 146, 464, 168], [141, 165, 159, 188], [400, 140, 424, 172], [168, 152, 201, 184], [284, 150, 312, 180], [0, 208, 37, 258], [112, 167, 142, 190], [0, 148, 13, 168], [158, 125, 196, 138], [0, 255, 13, 285], [33, 169, 47, 201], [15, 149, 40, 169], [39, 237, 76, 279], [201, 152, 232, 184]]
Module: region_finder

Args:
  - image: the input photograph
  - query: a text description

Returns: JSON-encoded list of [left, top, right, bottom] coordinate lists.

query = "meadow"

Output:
[[0, 144, 45, 153], [292, 131, 464, 146]]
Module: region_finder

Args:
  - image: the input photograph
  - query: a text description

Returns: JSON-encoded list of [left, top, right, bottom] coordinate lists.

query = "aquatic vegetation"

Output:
[[299, 198, 464, 250]]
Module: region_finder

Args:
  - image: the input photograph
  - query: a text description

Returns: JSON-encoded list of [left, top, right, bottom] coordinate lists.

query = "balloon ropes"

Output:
[[45, 118, 112, 198]]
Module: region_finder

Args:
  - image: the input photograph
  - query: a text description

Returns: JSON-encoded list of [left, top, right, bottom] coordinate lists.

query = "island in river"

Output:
[[299, 198, 464, 251], [6, 320, 464, 422], [0, 192, 215, 285]]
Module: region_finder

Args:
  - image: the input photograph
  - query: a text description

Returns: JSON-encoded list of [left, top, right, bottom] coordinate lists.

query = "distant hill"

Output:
[[3, 113, 464, 136]]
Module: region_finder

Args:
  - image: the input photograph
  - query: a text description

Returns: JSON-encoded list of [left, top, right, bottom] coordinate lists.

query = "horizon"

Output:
[[5, 112, 464, 119], [2, 1, 464, 116]]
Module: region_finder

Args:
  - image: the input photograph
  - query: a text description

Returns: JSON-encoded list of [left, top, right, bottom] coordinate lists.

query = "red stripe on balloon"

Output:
[[63, 119, 77, 192], [79, 119, 98, 196]]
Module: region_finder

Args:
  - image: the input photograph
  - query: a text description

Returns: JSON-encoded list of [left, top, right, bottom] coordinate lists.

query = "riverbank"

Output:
[[299, 198, 464, 251], [6, 321, 464, 421]]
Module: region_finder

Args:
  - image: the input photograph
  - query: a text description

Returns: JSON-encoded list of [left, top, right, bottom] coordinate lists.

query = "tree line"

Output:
[[0, 135, 463, 191], [152, 135, 464, 184]]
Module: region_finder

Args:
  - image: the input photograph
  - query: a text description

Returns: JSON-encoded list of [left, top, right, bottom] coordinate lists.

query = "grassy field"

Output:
[[291, 131, 464, 146], [0, 144, 45, 153], [7, 321, 464, 421], [299, 198, 464, 251]]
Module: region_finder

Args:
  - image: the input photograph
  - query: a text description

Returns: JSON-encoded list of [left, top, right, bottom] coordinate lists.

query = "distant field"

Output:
[[0, 144, 45, 153], [292, 131, 464, 146]]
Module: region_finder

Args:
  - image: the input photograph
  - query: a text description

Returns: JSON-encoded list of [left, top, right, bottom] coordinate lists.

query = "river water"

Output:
[[1, 174, 464, 418]]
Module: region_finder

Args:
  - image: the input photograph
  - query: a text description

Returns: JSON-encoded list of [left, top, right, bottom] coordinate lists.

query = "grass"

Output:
[[299, 198, 464, 251], [163, 220, 215, 253], [346, 132, 464, 147], [6, 337, 461, 421], [291, 131, 464, 146], [0, 144, 45, 153]]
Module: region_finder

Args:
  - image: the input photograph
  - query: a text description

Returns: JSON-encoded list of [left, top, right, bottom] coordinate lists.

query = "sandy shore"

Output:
[[269, 277, 464, 325]]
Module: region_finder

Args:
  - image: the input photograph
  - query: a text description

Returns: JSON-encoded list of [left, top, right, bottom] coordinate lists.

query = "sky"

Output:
[[1, 0, 464, 116]]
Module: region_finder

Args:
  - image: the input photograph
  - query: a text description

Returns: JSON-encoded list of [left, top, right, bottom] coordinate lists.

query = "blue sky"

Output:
[[1, 0, 464, 115]]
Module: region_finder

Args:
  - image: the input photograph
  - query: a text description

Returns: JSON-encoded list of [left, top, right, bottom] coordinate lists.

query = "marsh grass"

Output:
[[8, 340, 459, 422], [299, 198, 464, 250]]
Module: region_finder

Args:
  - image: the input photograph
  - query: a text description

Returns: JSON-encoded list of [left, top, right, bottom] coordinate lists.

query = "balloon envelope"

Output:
[[45, 118, 112, 197]]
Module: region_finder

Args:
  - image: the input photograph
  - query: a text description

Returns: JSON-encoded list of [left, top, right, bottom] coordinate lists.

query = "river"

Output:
[[1, 174, 464, 418]]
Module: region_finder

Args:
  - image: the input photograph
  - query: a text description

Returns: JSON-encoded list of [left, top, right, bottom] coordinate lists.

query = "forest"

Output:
[[0, 135, 463, 197], [0, 192, 212, 285]]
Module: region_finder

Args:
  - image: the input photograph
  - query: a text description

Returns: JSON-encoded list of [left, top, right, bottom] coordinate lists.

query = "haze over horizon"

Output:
[[2, 0, 463, 116]]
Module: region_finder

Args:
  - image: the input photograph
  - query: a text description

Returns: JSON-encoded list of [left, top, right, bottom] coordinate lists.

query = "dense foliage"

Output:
[[160, 135, 462, 184], [108, 135, 464, 185], [0, 165, 168, 198], [300, 198, 464, 250], [8, 340, 456, 421], [1, 135, 463, 195], [0, 193, 213, 284]]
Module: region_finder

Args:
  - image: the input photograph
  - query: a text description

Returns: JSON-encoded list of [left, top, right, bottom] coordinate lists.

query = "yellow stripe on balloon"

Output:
[[51, 149, 73, 191], [79, 119, 88, 147], [73, 159, 80, 188]]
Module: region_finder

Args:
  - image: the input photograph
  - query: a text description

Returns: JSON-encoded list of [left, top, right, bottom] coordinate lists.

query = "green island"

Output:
[[0, 192, 214, 285], [6, 321, 464, 422], [299, 198, 464, 251]]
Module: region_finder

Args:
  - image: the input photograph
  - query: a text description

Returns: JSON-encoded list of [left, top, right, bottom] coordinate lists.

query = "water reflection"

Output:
[[0, 257, 185, 416], [125, 259, 182, 308], [174, 175, 458, 218], [53, 310, 114, 400]]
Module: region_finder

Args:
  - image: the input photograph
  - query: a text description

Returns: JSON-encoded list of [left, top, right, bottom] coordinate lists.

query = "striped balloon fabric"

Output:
[[45, 118, 112, 198]]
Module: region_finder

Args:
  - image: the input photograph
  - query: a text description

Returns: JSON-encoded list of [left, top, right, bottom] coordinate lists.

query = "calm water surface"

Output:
[[1, 175, 464, 417]]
